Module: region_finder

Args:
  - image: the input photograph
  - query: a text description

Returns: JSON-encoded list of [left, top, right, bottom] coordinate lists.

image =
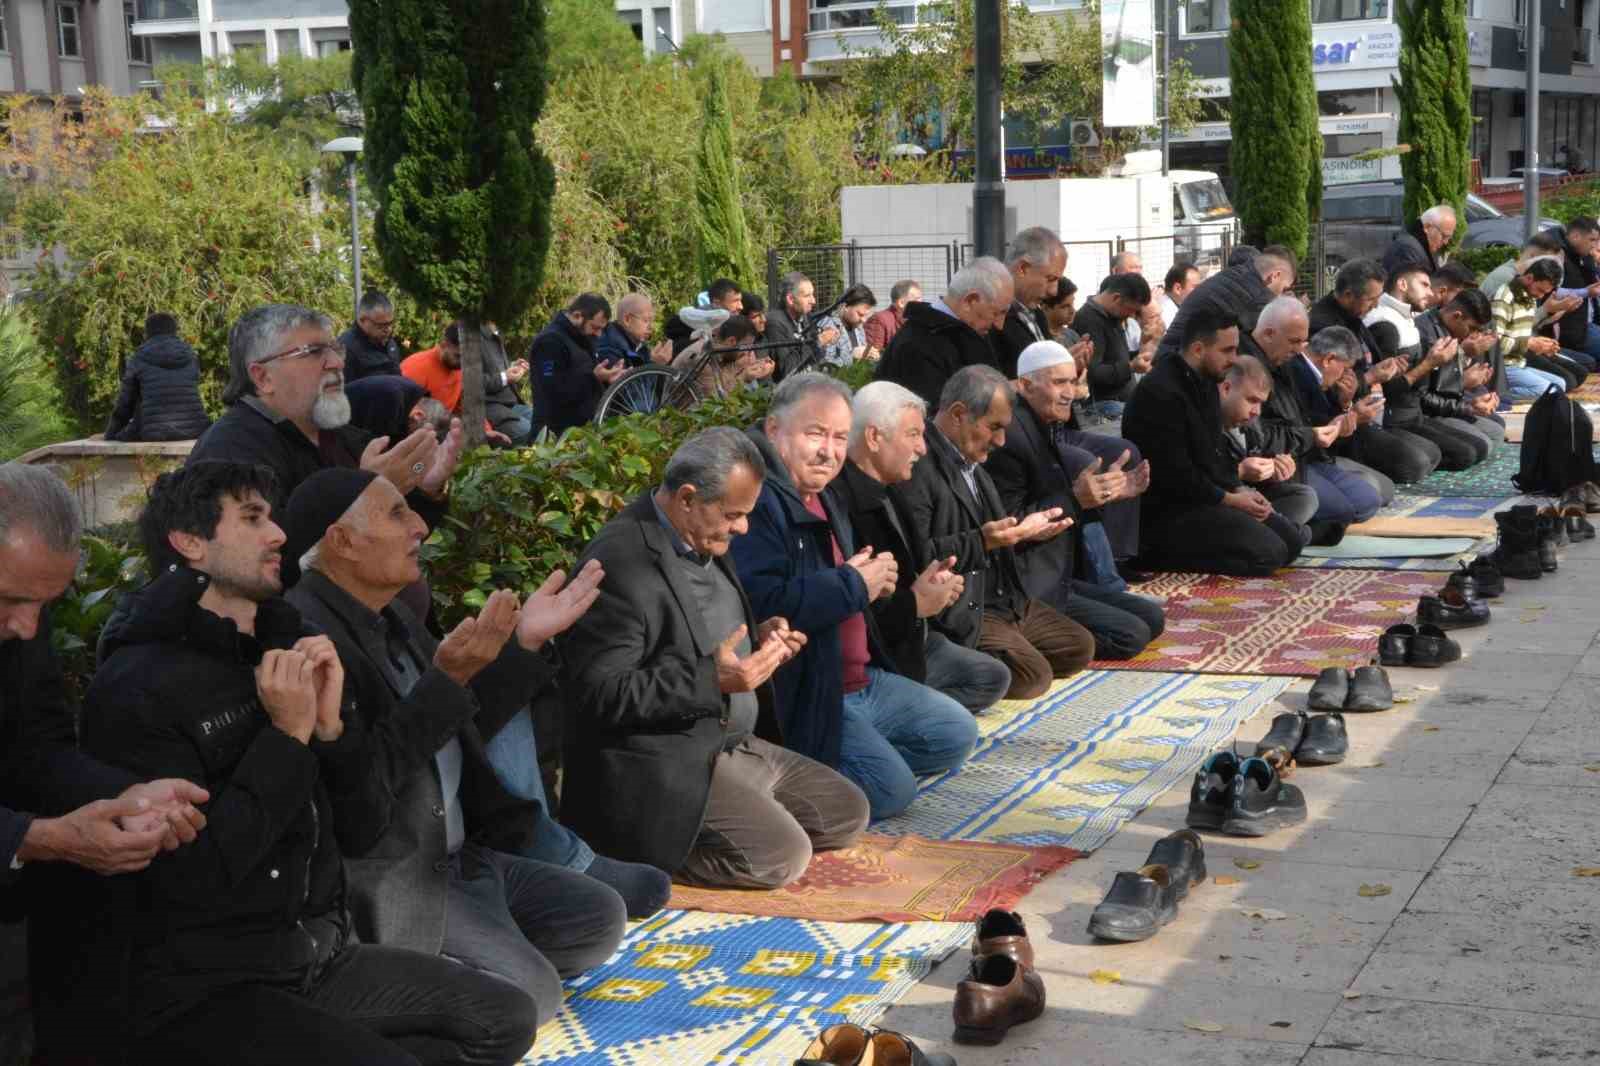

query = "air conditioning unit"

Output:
[[1069, 119, 1100, 148]]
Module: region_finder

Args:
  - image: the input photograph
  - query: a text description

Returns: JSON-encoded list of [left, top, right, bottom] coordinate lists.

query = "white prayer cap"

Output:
[[1016, 340, 1075, 379]]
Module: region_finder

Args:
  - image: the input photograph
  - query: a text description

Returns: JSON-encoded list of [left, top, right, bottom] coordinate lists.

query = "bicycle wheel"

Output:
[[593, 366, 701, 423]]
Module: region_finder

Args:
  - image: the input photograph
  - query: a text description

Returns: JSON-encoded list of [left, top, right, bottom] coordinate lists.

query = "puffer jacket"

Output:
[[105, 334, 212, 442]]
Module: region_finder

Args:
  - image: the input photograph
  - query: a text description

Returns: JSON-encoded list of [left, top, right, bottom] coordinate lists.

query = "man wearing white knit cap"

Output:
[[986, 341, 1165, 660]]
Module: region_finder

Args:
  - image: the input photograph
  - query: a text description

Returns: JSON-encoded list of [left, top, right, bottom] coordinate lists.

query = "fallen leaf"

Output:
[[1240, 907, 1288, 921], [1088, 969, 1122, 985], [1357, 883, 1393, 897], [1392, 694, 1415, 704], [1233, 858, 1262, 870], [1416, 684, 1439, 691], [1365, 761, 1387, 769], [1422, 725, 1441, 733], [1573, 866, 1600, 878], [1183, 1020, 1224, 1033], [1269, 1021, 1293, 1028], [1584, 764, 1600, 773], [1342, 990, 1362, 1000], [1214, 875, 1240, 886]]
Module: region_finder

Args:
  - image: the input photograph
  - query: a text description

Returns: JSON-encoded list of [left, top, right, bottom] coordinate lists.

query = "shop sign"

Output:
[[1311, 24, 1400, 70], [1323, 156, 1384, 185]]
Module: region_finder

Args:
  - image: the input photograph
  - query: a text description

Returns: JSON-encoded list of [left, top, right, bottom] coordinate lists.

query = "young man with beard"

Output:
[[82, 462, 538, 1066]]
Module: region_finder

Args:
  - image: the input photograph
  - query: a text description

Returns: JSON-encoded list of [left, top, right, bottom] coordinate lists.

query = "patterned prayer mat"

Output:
[[525, 911, 969, 1065], [872, 670, 1289, 853], [1095, 569, 1447, 677], [1396, 443, 1522, 498], [1377, 494, 1520, 520], [1290, 535, 1486, 571], [667, 835, 1079, 923]]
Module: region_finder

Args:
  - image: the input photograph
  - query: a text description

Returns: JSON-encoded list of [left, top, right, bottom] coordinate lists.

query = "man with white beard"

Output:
[[188, 304, 464, 593]]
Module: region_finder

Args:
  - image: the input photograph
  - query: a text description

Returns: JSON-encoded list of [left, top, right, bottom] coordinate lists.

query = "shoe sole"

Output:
[[1343, 700, 1392, 713], [1186, 805, 1226, 831], [1421, 617, 1490, 631], [953, 1003, 1045, 1046], [1220, 807, 1309, 837]]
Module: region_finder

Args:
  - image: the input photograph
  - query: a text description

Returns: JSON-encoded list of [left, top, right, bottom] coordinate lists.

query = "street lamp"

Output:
[[322, 136, 364, 324]]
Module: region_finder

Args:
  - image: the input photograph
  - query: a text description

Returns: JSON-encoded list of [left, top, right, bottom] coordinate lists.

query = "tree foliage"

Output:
[[1393, 0, 1471, 235], [1229, 0, 1320, 259], [694, 61, 761, 287]]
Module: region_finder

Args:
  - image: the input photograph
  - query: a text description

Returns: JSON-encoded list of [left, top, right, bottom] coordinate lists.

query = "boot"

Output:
[[1536, 512, 1561, 572], [1540, 506, 1570, 548], [1492, 507, 1543, 580]]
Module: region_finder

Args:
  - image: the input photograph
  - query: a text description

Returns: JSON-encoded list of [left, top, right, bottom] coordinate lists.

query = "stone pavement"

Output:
[[880, 543, 1600, 1065]]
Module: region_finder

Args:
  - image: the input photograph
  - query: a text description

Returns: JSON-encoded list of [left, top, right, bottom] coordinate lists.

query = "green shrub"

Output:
[[0, 309, 72, 459], [49, 533, 149, 706], [1545, 179, 1600, 225], [1452, 244, 1518, 278]]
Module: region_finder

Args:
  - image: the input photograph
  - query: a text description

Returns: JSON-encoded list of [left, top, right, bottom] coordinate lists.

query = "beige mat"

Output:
[[1348, 514, 1497, 538]]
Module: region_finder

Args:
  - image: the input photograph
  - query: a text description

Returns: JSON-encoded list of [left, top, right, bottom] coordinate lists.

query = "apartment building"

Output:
[[0, 0, 160, 96], [129, 0, 350, 71]]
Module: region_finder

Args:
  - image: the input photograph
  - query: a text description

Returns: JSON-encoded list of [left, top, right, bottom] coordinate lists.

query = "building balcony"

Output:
[[135, 0, 199, 19]]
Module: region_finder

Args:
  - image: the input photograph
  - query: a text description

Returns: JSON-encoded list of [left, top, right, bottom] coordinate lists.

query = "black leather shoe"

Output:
[[1295, 712, 1348, 765], [1307, 667, 1348, 711], [1418, 588, 1491, 631], [1144, 829, 1206, 900], [1221, 756, 1308, 837], [1568, 513, 1597, 542], [1409, 623, 1462, 668], [1537, 517, 1560, 572], [1086, 864, 1180, 942], [1255, 711, 1307, 767], [1186, 751, 1240, 831], [1446, 557, 1503, 600], [1344, 665, 1394, 712], [1378, 624, 1414, 667]]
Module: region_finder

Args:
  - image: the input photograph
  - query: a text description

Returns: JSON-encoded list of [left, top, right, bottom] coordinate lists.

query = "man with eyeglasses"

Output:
[[189, 304, 463, 597], [1383, 204, 1457, 280], [340, 291, 403, 382]]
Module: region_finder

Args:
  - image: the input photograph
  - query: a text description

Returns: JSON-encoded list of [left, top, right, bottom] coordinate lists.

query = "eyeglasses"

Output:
[[256, 342, 345, 368]]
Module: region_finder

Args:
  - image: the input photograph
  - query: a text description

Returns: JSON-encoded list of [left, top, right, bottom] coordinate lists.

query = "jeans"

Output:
[[443, 844, 626, 1029], [1332, 456, 1395, 507], [1504, 364, 1567, 402], [923, 631, 1012, 712], [1079, 522, 1128, 591], [483, 708, 594, 870], [494, 403, 535, 445], [134, 944, 539, 1066], [1305, 462, 1382, 525], [1057, 581, 1165, 660], [838, 668, 979, 820], [1085, 400, 1126, 420], [1262, 480, 1319, 529], [1442, 415, 1504, 450]]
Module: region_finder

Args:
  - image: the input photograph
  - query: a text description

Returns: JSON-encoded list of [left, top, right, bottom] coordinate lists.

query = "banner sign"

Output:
[[1102, 0, 1156, 128]]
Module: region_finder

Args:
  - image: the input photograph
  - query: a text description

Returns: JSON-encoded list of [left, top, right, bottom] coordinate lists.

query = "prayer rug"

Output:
[[1396, 443, 1523, 498], [1291, 536, 1483, 571], [667, 835, 1079, 923], [872, 670, 1289, 853], [1378, 494, 1520, 520], [1091, 569, 1447, 677], [525, 911, 969, 1065], [1348, 515, 1497, 538]]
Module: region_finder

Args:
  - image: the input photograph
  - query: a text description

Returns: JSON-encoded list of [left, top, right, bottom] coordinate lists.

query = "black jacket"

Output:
[[889, 426, 1027, 650], [830, 459, 929, 685], [476, 324, 526, 432], [286, 570, 548, 955], [530, 313, 602, 434], [1381, 222, 1438, 280], [559, 494, 780, 873], [1122, 352, 1240, 534], [1309, 292, 1381, 368], [1555, 228, 1600, 352], [1158, 262, 1274, 359], [1239, 332, 1320, 473], [984, 400, 1083, 603], [346, 374, 427, 443], [339, 324, 402, 382], [990, 302, 1050, 379], [1074, 300, 1137, 402], [664, 311, 697, 356], [105, 334, 212, 442], [876, 301, 999, 409], [597, 322, 650, 367], [81, 567, 375, 1033], [763, 306, 810, 379], [1414, 310, 1476, 420]]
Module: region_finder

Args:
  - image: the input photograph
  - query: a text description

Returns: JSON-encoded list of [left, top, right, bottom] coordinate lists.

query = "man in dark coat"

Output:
[[731, 375, 976, 820], [105, 312, 212, 441], [338, 290, 403, 381], [282, 470, 647, 1029], [890, 365, 1094, 699], [82, 461, 537, 1066], [1122, 307, 1305, 575], [1074, 273, 1153, 415], [561, 427, 868, 889], [876, 256, 1012, 407], [1158, 245, 1297, 359], [1552, 217, 1600, 363], [1381, 206, 1455, 280], [1414, 288, 1506, 454], [528, 293, 627, 436], [835, 380, 1013, 712], [989, 226, 1066, 379]]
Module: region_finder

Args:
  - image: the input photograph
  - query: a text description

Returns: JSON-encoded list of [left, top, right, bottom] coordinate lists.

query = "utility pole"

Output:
[[973, 0, 1005, 258], [1524, 0, 1541, 239], [1160, 0, 1170, 176]]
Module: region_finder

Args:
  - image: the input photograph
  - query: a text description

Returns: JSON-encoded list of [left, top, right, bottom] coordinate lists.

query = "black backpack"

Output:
[[1514, 384, 1597, 495]]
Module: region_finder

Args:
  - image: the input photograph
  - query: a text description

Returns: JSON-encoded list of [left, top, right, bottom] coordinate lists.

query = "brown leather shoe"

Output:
[[797, 1023, 870, 1064], [952, 952, 1046, 1045], [968, 908, 1034, 970]]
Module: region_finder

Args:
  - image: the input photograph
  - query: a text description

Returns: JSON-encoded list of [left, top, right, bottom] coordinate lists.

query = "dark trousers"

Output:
[[1060, 430, 1142, 560], [444, 844, 627, 1029], [978, 599, 1096, 700], [1530, 351, 1587, 389], [1141, 503, 1303, 577], [1055, 580, 1165, 660], [1397, 416, 1490, 470], [134, 944, 539, 1066], [1353, 423, 1440, 485], [677, 736, 869, 889]]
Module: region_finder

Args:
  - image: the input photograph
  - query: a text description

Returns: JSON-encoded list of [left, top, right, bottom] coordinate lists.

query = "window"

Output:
[[1311, 0, 1388, 23], [126, 3, 152, 63], [808, 0, 917, 32], [1321, 192, 1400, 223], [1323, 132, 1381, 156], [1318, 89, 1380, 116], [57, 2, 80, 57], [1184, 0, 1228, 34], [316, 38, 351, 57], [0, 3, 7, 53]]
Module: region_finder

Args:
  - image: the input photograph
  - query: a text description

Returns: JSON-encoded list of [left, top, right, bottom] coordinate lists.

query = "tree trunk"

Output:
[[460, 314, 488, 450]]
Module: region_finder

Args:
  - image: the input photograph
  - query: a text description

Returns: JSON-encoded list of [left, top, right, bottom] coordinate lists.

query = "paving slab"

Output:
[[1313, 996, 1600, 1064]]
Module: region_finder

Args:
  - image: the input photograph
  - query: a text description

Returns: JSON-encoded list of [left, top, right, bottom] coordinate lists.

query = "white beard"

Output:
[[312, 388, 351, 430]]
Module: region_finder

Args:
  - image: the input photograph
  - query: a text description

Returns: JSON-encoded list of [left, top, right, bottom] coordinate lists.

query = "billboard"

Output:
[[1102, 0, 1156, 128]]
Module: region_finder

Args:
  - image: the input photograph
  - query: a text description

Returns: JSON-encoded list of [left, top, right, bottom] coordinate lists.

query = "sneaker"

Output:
[[1186, 751, 1241, 831], [1220, 756, 1308, 837]]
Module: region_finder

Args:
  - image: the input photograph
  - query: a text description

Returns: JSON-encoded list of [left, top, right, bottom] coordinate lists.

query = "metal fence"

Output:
[[764, 243, 958, 315]]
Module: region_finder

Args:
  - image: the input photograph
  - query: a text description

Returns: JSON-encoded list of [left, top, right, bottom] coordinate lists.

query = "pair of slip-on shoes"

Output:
[[949, 909, 1045, 1047], [1086, 829, 1207, 943], [1308, 665, 1393, 713], [1256, 709, 1349, 768], [797, 1024, 953, 1066], [1379, 623, 1460, 668]]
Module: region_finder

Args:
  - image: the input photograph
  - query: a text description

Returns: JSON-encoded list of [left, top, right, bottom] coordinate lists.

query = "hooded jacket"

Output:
[[875, 301, 999, 409], [81, 566, 377, 1033], [105, 333, 212, 442]]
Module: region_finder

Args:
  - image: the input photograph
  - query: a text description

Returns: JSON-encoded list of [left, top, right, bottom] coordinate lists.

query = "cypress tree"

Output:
[[694, 63, 761, 287], [1228, 0, 1319, 260], [347, 0, 554, 447], [1393, 0, 1472, 233]]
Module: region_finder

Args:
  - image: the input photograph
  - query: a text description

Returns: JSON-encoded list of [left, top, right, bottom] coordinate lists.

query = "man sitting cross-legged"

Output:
[[282, 469, 654, 1031], [891, 364, 1096, 700], [1123, 308, 1306, 575], [83, 462, 539, 1066], [560, 427, 869, 888]]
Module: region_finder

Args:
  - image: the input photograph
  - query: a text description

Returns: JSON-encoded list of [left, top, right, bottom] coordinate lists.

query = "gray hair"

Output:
[[1226, 354, 1273, 390], [767, 371, 854, 427], [1308, 325, 1362, 364], [357, 290, 393, 317], [0, 463, 81, 554], [1256, 295, 1309, 333], [947, 257, 1012, 304], [1111, 249, 1142, 273], [1333, 258, 1385, 298], [223, 304, 337, 404], [779, 271, 811, 303], [850, 380, 927, 450], [889, 279, 921, 302], [1420, 204, 1457, 228], [1006, 227, 1063, 269], [939, 364, 1012, 418], [662, 426, 766, 502], [616, 291, 652, 318]]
